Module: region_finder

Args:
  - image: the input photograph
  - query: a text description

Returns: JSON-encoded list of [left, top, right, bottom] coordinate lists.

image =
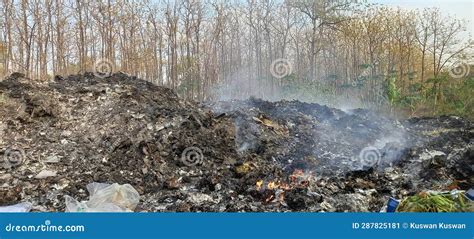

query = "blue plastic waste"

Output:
[[386, 197, 400, 212], [466, 188, 474, 201]]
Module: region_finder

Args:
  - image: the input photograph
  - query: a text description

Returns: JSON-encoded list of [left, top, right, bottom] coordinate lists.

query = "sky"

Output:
[[369, 0, 474, 39]]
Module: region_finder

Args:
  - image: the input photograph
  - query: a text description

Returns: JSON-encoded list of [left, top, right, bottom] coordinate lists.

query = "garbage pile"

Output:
[[65, 182, 140, 212], [0, 72, 472, 212]]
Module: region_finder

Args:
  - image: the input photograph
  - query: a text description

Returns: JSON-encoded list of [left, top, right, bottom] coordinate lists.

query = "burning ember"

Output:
[[255, 180, 290, 191], [255, 169, 314, 204], [289, 169, 313, 188]]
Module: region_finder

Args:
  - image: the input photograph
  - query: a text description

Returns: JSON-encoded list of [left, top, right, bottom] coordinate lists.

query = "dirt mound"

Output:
[[0, 73, 472, 212]]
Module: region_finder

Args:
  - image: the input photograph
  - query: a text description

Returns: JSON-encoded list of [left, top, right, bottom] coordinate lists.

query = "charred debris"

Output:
[[0, 72, 472, 212]]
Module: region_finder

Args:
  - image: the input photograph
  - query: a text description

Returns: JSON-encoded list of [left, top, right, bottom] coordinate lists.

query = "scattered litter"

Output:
[[65, 183, 140, 212], [187, 193, 219, 205], [386, 197, 400, 212], [0, 173, 12, 180], [35, 170, 57, 179], [44, 155, 60, 163], [0, 73, 472, 212], [419, 150, 446, 161], [0, 202, 32, 212], [466, 188, 474, 200], [252, 115, 288, 135], [235, 162, 254, 175]]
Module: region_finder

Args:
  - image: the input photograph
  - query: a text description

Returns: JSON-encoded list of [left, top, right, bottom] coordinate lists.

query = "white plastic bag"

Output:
[[0, 202, 32, 212], [65, 183, 140, 212]]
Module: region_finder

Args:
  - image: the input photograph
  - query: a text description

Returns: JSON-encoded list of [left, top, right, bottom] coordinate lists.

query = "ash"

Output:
[[0, 73, 472, 212]]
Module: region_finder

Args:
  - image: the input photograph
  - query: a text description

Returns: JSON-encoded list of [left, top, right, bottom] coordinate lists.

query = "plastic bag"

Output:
[[0, 202, 32, 212], [65, 183, 140, 212]]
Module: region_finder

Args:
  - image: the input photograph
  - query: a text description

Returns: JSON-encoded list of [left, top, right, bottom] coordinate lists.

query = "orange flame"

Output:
[[255, 169, 313, 204], [267, 181, 278, 190], [289, 169, 312, 188]]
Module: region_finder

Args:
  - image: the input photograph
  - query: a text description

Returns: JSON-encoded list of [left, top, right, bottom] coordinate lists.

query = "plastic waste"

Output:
[[466, 188, 474, 200], [65, 183, 140, 212], [386, 197, 400, 212], [0, 202, 33, 212], [35, 170, 57, 179]]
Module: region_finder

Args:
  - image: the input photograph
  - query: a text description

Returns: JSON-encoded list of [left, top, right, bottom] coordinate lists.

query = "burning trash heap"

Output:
[[0, 73, 472, 212]]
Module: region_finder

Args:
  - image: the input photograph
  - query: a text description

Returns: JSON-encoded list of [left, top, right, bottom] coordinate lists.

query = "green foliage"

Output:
[[386, 76, 400, 105], [397, 191, 473, 212], [434, 77, 474, 119], [388, 73, 473, 119], [395, 83, 424, 112], [278, 67, 472, 120]]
